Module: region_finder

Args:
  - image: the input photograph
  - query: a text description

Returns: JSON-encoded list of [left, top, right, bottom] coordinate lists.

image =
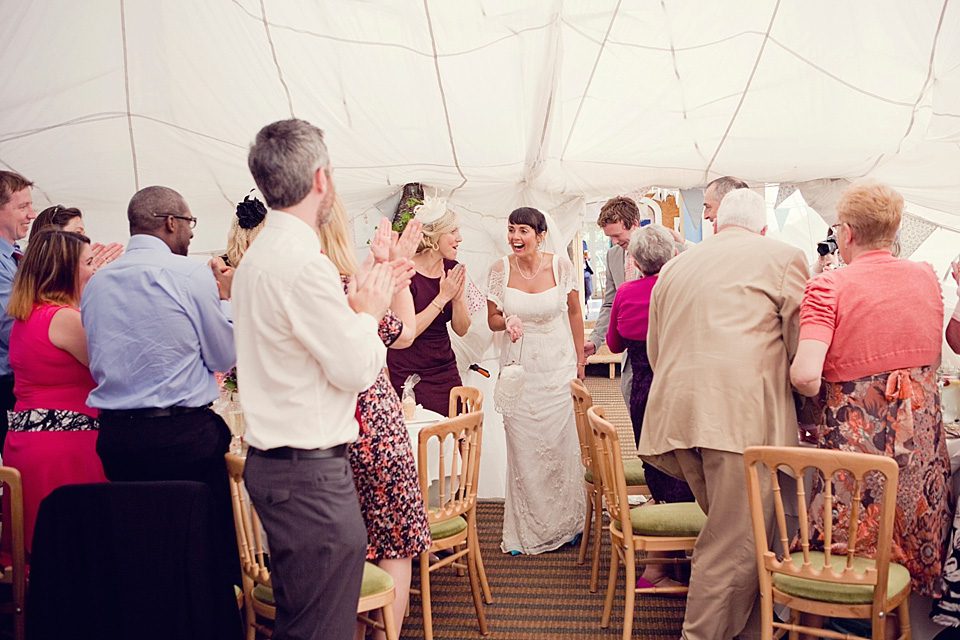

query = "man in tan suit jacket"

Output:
[[639, 188, 808, 640]]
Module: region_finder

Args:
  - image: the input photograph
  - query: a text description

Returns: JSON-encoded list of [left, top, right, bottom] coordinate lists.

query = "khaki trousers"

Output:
[[670, 448, 775, 640]]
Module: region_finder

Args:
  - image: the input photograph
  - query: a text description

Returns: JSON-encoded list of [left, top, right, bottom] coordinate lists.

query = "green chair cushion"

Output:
[[251, 561, 394, 606], [773, 551, 911, 604], [585, 458, 646, 486], [613, 501, 706, 537], [429, 514, 468, 541]]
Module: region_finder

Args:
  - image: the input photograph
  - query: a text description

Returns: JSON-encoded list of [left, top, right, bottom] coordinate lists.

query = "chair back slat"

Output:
[[744, 446, 899, 591], [0, 467, 25, 640], [449, 386, 484, 418], [225, 453, 272, 587], [585, 406, 632, 542], [418, 412, 484, 524], [569, 379, 594, 472]]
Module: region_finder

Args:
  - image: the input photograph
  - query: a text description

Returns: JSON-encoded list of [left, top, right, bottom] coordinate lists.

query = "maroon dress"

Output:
[[344, 278, 431, 560], [386, 259, 462, 415]]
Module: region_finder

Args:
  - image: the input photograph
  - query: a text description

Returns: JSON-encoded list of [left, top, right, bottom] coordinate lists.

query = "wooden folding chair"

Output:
[[0, 467, 25, 640], [570, 379, 649, 593], [587, 405, 705, 640], [416, 411, 488, 640], [743, 446, 911, 640], [225, 453, 398, 640], [446, 386, 492, 605]]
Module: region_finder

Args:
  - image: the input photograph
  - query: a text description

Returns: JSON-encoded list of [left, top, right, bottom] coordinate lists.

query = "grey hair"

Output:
[[128, 186, 186, 234], [716, 188, 766, 233], [248, 119, 330, 210], [628, 225, 675, 276], [706, 176, 748, 203], [417, 209, 458, 254]]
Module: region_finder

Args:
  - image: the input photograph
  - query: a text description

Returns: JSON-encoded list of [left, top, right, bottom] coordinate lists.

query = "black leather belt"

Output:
[[248, 444, 348, 460], [99, 404, 211, 420]]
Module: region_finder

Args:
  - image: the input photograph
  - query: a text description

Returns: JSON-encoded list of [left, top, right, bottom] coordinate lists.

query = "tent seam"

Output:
[[561, 0, 624, 160], [258, 0, 296, 118], [659, 0, 706, 165], [860, 0, 950, 177], [703, 0, 783, 182], [120, 0, 139, 191], [422, 0, 467, 193], [0, 114, 246, 149]]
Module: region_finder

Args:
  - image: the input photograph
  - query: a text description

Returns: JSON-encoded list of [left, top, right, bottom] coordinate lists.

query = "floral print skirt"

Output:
[[350, 369, 432, 561], [807, 365, 951, 597]]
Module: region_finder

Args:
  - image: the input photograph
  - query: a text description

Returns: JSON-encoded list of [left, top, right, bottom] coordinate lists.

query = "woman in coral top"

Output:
[[790, 180, 950, 601], [4, 229, 106, 554]]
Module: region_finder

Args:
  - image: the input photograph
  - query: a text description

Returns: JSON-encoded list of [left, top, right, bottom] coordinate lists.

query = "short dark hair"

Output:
[[597, 196, 640, 228], [128, 186, 186, 235], [30, 205, 83, 240], [508, 207, 547, 234], [0, 171, 33, 208], [248, 119, 330, 209]]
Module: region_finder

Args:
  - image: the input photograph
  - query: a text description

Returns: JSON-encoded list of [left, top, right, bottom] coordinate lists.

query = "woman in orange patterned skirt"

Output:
[[790, 180, 950, 603]]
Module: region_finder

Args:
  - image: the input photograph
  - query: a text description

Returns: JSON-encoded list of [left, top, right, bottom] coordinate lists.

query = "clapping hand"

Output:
[[438, 263, 466, 304], [208, 256, 234, 300], [370, 217, 424, 264], [348, 260, 397, 319], [91, 242, 124, 271], [392, 219, 422, 261], [952, 255, 960, 285]]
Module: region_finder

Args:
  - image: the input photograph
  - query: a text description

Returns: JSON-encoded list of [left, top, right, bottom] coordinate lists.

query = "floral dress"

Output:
[[344, 278, 431, 560], [805, 366, 951, 597]]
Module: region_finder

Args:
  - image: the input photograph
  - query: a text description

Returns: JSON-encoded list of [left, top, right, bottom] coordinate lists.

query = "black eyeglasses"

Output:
[[152, 213, 197, 229]]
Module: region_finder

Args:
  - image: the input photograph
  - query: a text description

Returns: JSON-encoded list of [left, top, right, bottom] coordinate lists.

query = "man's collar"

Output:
[[127, 233, 173, 253]]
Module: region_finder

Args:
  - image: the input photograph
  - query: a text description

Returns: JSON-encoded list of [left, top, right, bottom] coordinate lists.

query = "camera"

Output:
[[817, 234, 838, 256]]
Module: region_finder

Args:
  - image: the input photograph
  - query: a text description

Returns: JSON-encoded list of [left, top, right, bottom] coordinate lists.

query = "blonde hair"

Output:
[[317, 195, 359, 276], [226, 218, 264, 267], [417, 209, 458, 253], [835, 180, 902, 249]]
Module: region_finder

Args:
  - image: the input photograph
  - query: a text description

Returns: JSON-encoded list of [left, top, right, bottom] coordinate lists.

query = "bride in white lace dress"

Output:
[[486, 207, 586, 555]]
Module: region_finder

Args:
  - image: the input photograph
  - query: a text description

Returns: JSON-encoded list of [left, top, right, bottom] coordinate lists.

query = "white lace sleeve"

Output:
[[556, 254, 577, 294], [486, 257, 508, 311]]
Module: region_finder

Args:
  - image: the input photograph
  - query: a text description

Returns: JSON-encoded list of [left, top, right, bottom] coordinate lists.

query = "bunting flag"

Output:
[[774, 207, 791, 232], [682, 200, 702, 242], [775, 184, 798, 208], [898, 212, 938, 259], [679, 189, 704, 230]]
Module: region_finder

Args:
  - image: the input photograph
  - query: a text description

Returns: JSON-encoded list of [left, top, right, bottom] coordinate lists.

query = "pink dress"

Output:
[[5, 304, 106, 555]]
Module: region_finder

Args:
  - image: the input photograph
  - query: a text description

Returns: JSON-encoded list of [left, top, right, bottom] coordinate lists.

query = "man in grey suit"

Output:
[[585, 196, 642, 402]]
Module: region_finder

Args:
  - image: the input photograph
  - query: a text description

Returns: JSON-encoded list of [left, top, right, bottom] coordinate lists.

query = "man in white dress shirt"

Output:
[[234, 119, 403, 640]]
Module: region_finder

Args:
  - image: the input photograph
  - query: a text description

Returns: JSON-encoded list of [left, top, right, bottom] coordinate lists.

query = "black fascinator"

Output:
[[236, 195, 267, 229]]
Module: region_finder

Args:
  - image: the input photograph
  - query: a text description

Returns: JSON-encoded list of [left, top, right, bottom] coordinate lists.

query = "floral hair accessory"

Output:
[[413, 195, 448, 225], [236, 195, 267, 230]]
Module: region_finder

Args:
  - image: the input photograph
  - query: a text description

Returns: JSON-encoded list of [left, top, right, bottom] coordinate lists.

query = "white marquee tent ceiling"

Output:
[[2, 0, 959, 259], [6, 0, 960, 499]]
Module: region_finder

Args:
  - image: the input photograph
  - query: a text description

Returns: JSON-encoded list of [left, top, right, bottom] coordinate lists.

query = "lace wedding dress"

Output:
[[487, 254, 586, 555]]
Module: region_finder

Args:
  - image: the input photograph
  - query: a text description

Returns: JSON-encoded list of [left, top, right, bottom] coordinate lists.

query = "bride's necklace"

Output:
[[514, 251, 544, 280]]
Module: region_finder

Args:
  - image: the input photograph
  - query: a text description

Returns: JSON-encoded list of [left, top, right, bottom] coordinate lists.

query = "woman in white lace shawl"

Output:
[[486, 206, 586, 555]]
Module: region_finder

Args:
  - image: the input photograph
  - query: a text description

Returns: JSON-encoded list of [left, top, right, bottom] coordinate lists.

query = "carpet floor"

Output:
[[399, 371, 685, 639]]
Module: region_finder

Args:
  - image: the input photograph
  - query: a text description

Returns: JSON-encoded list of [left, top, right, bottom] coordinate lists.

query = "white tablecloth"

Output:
[[405, 406, 451, 484]]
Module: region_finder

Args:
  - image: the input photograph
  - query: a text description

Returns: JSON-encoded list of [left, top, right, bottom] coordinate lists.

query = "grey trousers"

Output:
[[244, 451, 367, 640]]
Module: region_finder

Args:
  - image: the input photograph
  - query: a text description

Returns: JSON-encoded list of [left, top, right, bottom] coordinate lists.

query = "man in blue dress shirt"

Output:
[[82, 185, 238, 584], [0, 171, 36, 450]]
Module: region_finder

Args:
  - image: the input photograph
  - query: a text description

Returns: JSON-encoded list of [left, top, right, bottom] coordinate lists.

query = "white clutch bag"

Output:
[[494, 336, 524, 415]]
